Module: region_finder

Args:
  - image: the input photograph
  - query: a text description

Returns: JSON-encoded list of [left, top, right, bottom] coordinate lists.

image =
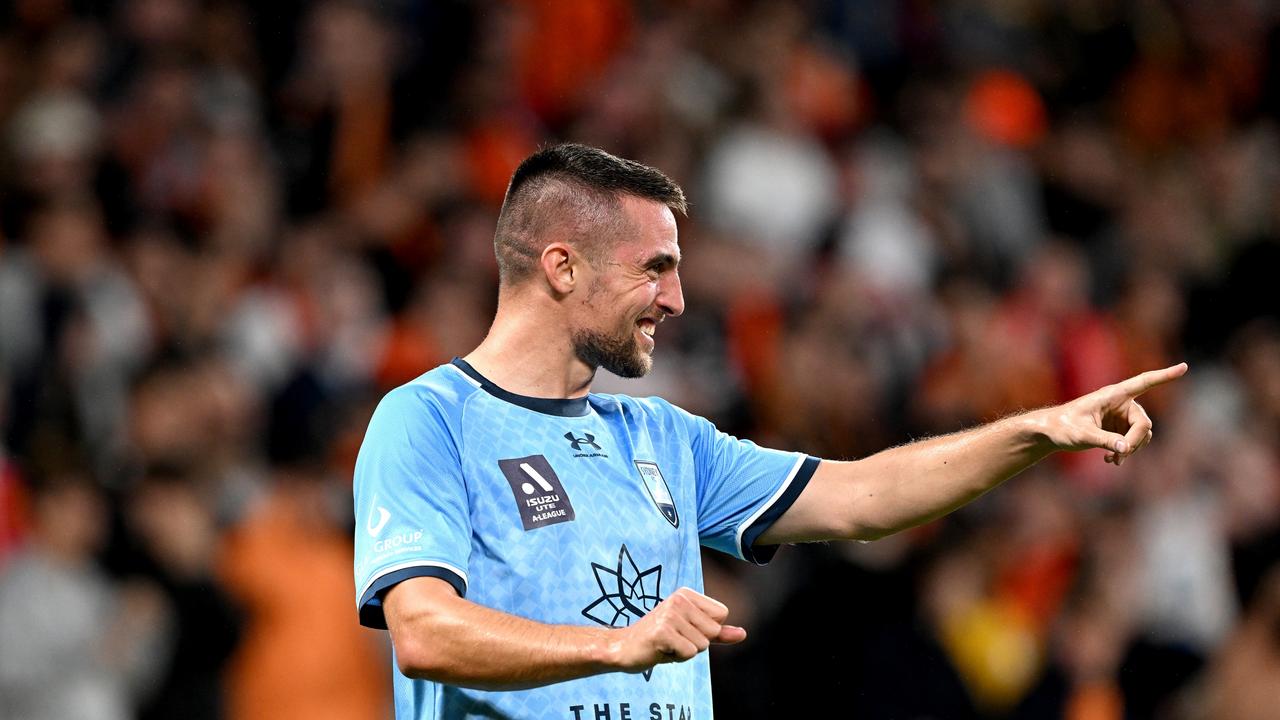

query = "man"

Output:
[[353, 144, 1185, 719]]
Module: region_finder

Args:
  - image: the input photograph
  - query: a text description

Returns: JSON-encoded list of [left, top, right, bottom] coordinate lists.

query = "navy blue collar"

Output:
[[452, 358, 592, 417]]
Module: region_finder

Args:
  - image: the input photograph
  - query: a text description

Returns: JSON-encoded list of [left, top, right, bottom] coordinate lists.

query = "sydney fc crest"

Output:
[[634, 461, 678, 528]]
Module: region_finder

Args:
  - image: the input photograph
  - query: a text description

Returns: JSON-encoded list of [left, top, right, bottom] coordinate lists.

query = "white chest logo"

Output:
[[635, 461, 678, 528]]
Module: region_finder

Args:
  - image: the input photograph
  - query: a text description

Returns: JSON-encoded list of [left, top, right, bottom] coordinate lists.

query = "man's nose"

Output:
[[657, 271, 684, 318]]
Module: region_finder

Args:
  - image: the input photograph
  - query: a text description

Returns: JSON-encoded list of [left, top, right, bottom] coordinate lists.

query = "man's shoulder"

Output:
[[377, 362, 482, 417], [588, 391, 698, 426], [590, 390, 662, 411]]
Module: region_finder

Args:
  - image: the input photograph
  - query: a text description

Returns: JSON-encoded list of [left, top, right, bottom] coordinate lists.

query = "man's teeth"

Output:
[[639, 322, 655, 337]]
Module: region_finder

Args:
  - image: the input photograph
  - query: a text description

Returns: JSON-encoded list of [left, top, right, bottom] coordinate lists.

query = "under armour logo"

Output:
[[564, 432, 601, 452]]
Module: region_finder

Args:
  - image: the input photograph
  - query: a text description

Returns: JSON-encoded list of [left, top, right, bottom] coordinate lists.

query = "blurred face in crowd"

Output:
[[34, 478, 107, 561], [570, 196, 684, 378], [31, 204, 105, 285]]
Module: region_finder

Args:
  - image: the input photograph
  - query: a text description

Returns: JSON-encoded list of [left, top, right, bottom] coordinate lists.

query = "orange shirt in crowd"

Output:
[[219, 482, 390, 720]]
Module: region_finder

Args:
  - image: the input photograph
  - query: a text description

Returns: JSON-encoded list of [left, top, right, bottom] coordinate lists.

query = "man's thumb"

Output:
[[1090, 430, 1128, 454]]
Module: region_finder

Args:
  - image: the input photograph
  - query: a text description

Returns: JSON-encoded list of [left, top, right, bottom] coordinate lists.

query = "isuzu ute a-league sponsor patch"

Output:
[[498, 454, 576, 530]]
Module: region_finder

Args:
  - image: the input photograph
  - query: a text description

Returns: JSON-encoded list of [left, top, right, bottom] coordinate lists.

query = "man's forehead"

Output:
[[615, 195, 680, 263]]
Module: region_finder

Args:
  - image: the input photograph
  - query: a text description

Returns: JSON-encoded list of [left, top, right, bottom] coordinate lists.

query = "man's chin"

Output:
[[573, 329, 653, 378], [603, 353, 652, 379]]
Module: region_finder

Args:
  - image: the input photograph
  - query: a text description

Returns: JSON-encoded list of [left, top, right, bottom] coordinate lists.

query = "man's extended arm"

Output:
[[383, 363, 1184, 688], [383, 577, 746, 690], [759, 363, 1187, 544]]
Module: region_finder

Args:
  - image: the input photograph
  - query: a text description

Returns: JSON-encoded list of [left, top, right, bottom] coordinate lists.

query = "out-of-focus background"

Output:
[[0, 1, 1278, 718]]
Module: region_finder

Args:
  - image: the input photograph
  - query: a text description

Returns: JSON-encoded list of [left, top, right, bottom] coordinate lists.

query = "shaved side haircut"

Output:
[[493, 144, 687, 286]]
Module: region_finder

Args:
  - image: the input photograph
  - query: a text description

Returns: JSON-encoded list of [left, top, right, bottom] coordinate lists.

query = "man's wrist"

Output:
[[1009, 408, 1057, 456], [586, 626, 625, 672]]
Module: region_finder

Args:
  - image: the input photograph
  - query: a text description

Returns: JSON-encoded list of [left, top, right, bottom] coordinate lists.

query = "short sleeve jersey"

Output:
[[353, 360, 819, 720]]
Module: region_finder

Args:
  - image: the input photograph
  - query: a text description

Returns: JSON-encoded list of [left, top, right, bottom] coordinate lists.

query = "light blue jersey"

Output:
[[353, 359, 819, 720]]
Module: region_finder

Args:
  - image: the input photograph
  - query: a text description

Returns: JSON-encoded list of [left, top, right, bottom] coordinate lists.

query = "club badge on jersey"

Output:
[[635, 461, 678, 528]]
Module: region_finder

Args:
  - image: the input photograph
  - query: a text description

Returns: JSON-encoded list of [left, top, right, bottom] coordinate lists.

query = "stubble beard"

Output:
[[572, 325, 652, 378]]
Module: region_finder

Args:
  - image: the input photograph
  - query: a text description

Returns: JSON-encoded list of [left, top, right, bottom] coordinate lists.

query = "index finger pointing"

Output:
[[1114, 362, 1189, 398]]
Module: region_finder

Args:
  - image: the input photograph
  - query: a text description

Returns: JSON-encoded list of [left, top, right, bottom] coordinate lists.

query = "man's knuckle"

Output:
[[649, 617, 669, 636]]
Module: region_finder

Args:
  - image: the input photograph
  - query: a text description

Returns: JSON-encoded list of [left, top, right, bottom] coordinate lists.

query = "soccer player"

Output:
[[353, 144, 1185, 719]]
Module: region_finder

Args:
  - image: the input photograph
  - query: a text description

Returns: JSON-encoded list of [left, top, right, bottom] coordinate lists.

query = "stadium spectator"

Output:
[[0, 470, 167, 720]]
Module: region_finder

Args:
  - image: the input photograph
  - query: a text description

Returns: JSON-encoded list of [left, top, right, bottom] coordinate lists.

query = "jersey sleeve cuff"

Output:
[[738, 455, 820, 565], [357, 562, 468, 630]]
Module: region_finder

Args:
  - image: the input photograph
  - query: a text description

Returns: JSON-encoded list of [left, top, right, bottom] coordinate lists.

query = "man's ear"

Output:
[[540, 243, 579, 295]]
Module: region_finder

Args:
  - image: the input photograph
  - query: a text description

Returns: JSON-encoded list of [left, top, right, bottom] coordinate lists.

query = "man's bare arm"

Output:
[[383, 577, 746, 690], [761, 363, 1188, 544]]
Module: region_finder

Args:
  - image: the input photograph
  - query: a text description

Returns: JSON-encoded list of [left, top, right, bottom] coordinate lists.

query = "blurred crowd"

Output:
[[1, 0, 1278, 719]]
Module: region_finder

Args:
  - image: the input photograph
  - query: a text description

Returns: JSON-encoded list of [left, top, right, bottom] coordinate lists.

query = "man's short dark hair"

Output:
[[493, 144, 687, 285]]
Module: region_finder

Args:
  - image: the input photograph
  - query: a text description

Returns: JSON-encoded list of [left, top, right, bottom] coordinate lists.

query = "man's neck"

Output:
[[464, 303, 596, 400]]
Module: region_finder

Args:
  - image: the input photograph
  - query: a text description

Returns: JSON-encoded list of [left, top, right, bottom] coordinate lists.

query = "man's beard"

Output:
[[572, 325, 652, 378]]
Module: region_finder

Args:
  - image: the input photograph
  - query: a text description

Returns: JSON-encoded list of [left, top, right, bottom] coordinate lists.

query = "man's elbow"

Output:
[[849, 524, 896, 542], [394, 638, 448, 680], [391, 622, 470, 682], [802, 461, 900, 543], [386, 589, 465, 681], [392, 629, 513, 690], [839, 501, 899, 542], [832, 496, 898, 542]]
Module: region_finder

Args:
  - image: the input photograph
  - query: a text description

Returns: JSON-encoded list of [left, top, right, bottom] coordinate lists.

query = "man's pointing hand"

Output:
[[1037, 362, 1188, 466]]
